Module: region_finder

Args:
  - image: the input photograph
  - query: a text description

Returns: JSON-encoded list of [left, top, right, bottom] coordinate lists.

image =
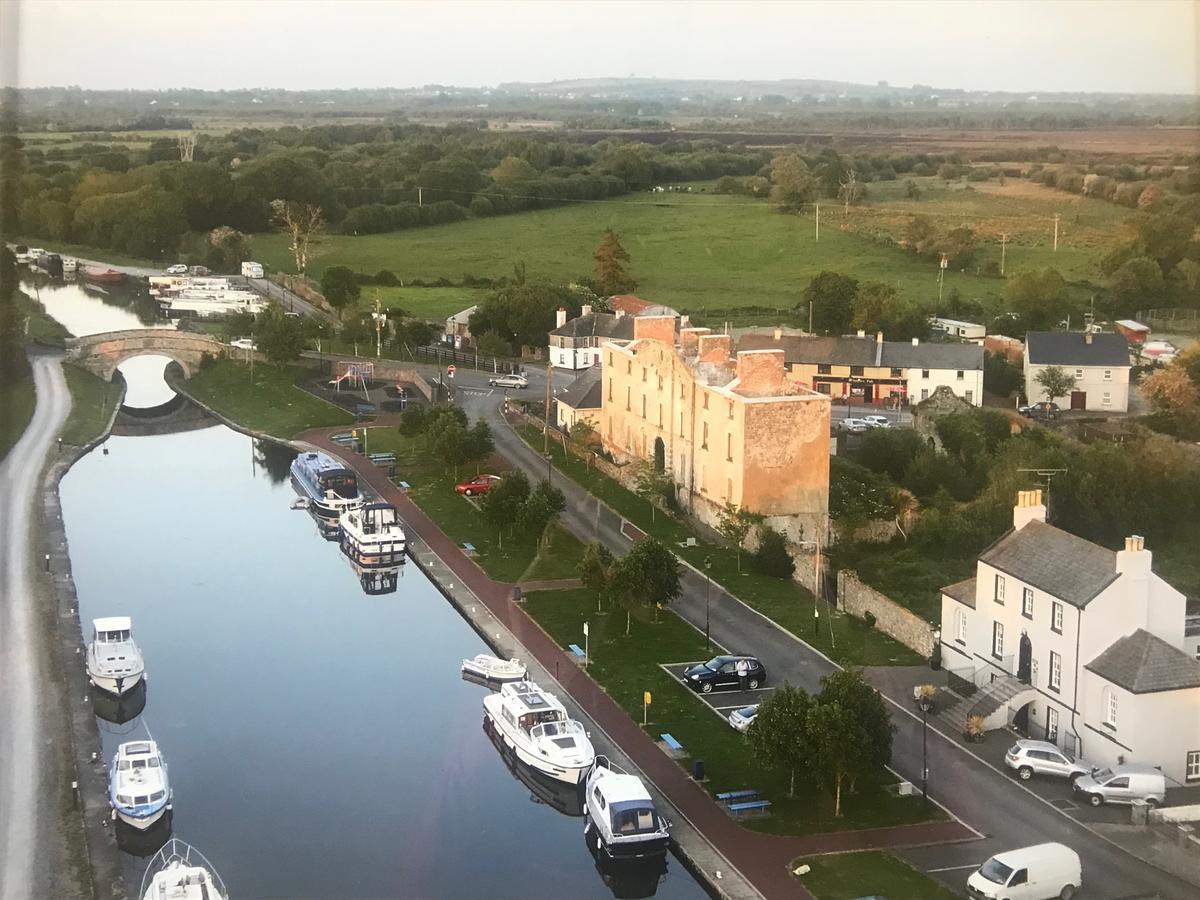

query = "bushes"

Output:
[[753, 525, 795, 579]]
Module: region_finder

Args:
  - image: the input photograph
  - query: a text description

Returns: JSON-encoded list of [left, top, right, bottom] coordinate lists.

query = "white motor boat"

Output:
[[483, 680, 595, 784], [462, 654, 528, 683], [61, 256, 78, 275], [585, 756, 670, 859], [140, 839, 228, 900], [339, 502, 405, 568], [86, 617, 145, 697], [109, 740, 172, 830]]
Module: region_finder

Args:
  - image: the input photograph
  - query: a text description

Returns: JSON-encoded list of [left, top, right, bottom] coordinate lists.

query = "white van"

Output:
[[966, 842, 1081, 900], [241, 261, 264, 279], [1071, 763, 1166, 808]]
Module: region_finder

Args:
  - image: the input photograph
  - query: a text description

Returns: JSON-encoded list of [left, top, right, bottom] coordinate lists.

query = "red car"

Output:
[[455, 474, 501, 497]]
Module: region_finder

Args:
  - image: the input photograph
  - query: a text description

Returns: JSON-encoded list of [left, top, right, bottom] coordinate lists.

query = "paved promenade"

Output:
[[300, 427, 973, 900]]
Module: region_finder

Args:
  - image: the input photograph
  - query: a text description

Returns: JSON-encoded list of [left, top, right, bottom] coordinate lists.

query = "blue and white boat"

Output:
[[109, 741, 172, 830], [290, 450, 363, 521]]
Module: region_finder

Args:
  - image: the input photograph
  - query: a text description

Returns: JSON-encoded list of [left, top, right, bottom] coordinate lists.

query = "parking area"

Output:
[[660, 661, 776, 726]]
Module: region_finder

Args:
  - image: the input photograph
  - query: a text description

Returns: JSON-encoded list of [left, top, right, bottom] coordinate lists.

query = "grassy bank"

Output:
[[513, 422, 921, 666], [15, 290, 72, 348], [362, 427, 584, 582], [793, 850, 961, 900], [183, 358, 353, 439], [524, 588, 935, 835], [0, 375, 37, 461], [59, 366, 125, 447]]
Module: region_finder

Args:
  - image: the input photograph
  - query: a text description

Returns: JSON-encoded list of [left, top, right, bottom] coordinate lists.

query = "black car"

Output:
[[682, 656, 767, 694], [1018, 401, 1061, 419]]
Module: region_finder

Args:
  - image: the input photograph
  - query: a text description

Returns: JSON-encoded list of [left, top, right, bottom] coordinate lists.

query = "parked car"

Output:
[[455, 474, 502, 497], [682, 656, 766, 694], [727, 704, 759, 733], [489, 374, 528, 389], [1018, 401, 1060, 419], [1071, 763, 1165, 808], [838, 418, 872, 434], [165, 264, 189, 275], [229, 339, 257, 351], [966, 842, 1081, 900], [1004, 740, 1090, 783], [862, 415, 891, 428]]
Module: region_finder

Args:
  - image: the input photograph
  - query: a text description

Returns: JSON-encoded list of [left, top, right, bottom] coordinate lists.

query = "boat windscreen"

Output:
[[319, 469, 359, 498], [610, 802, 659, 835]]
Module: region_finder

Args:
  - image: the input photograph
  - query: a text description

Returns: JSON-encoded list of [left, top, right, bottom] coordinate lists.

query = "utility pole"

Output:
[[808, 300, 814, 334], [814, 203, 820, 242], [1053, 214, 1059, 252], [543, 361, 553, 454], [371, 292, 387, 359], [938, 253, 948, 304], [418, 186, 423, 207], [1000, 232, 1007, 276]]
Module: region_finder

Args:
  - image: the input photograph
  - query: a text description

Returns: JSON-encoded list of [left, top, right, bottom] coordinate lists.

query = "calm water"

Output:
[[21, 273, 168, 338], [59, 364, 707, 899]]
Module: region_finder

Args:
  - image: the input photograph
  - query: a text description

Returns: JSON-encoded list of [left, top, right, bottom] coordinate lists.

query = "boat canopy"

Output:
[[93, 616, 132, 634]]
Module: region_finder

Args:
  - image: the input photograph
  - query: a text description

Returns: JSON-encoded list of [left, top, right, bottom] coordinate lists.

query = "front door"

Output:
[[1070, 390, 1087, 410], [1017, 633, 1032, 684]]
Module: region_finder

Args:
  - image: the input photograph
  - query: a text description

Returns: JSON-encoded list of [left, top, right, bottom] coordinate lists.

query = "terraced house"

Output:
[[940, 490, 1200, 784], [599, 313, 831, 543]]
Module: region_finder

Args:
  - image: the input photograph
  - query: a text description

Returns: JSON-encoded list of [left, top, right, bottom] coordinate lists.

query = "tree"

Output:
[[800, 271, 858, 335], [610, 538, 681, 634], [474, 330, 511, 359], [569, 419, 600, 456], [1034, 365, 1077, 406], [206, 226, 253, 273], [747, 684, 813, 797], [482, 468, 531, 537], [593, 229, 636, 295], [223, 309, 256, 342], [434, 421, 471, 476], [255, 304, 306, 364], [340, 314, 372, 356], [1141, 365, 1200, 415], [984, 350, 1024, 398], [807, 669, 894, 815], [752, 525, 795, 579], [1006, 268, 1071, 331], [631, 458, 672, 523], [1109, 256, 1165, 304], [768, 153, 815, 212], [902, 215, 938, 255], [491, 155, 538, 185], [838, 169, 864, 211], [466, 419, 495, 464], [270, 199, 324, 274], [717, 502, 764, 572], [398, 405, 429, 438], [320, 266, 361, 319], [904, 179, 922, 201], [518, 480, 567, 547], [579, 541, 615, 613]]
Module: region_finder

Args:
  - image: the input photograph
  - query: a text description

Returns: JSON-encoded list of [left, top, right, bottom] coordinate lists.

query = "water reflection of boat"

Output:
[[115, 809, 172, 858], [586, 830, 669, 899], [306, 503, 340, 541], [92, 678, 147, 725], [344, 555, 402, 595], [483, 718, 584, 817], [82, 266, 126, 285]]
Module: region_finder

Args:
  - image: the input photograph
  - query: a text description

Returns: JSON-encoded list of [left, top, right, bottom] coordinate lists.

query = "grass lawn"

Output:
[[0, 375, 36, 462], [361, 427, 585, 583], [346, 285, 488, 323], [182, 359, 354, 439], [254, 192, 1033, 324], [60, 365, 124, 447], [15, 290, 73, 347], [793, 850, 961, 900], [514, 422, 922, 666], [524, 588, 936, 835]]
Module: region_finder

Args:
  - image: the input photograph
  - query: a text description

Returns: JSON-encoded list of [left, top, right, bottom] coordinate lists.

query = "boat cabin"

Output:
[[591, 774, 662, 837], [117, 742, 162, 771], [318, 466, 358, 498], [93, 617, 132, 643], [345, 503, 399, 534], [500, 682, 567, 734]]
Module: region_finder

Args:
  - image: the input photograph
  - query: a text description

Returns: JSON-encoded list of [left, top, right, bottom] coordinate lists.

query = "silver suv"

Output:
[[1004, 740, 1090, 782], [1072, 763, 1166, 808]]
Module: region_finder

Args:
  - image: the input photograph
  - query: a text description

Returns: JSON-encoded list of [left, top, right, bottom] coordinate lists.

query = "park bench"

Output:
[[368, 452, 396, 464], [716, 789, 759, 804], [396, 480, 411, 491], [568, 644, 586, 659], [660, 734, 684, 753], [330, 433, 356, 444], [728, 799, 771, 817], [461, 542, 477, 556]]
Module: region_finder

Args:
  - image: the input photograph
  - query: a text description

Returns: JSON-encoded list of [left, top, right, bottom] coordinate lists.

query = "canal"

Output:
[[56, 320, 709, 898]]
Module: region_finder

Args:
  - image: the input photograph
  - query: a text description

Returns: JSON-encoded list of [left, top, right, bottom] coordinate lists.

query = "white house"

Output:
[[548, 305, 635, 370], [940, 490, 1200, 784], [1024, 331, 1131, 412], [555, 366, 602, 432], [444, 306, 478, 350]]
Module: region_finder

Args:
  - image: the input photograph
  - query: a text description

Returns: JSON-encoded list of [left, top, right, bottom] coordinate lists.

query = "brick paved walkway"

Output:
[[300, 428, 975, 900]]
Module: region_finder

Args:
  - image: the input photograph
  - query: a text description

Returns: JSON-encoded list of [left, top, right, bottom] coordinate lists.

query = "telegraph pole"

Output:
[[938, 253, 948, 304], [814, 203, 820, 242], [1000, 232, 1007, 276], [808, 301, 814, 334], [417, 186, 423, 207], [543, 361, 553, 454], [1053, 214, 1060, 252]]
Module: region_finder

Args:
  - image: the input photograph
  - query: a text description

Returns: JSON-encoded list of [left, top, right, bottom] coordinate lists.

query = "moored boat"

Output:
[[462, 654, 528, 683], [86, 616, 145, 697], [109, 740, 172, 830], [584, 756, 670, 859], [82, 266, 126, 284], [339, 502, 405, 567], [61, 256, 78, 275], [140, 838, 228, 900], [290, 450, 363, 521], [482, 680, 595, 784], [483, 717, 585, 817]]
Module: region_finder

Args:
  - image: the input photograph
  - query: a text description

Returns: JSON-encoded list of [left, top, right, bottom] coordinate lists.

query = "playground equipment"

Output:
[[329, 361, 374, 402]]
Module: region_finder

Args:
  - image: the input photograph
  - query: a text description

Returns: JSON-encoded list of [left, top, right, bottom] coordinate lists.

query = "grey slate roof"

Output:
[[979, 520, 1118, 608], [550, 312, 635, 341], [556, 367, 602, 410], [1026, 331, 1130, 367], [1085, 629, 1200, 693], [941, 577, 978, 609], [736, 334, 982, 371]]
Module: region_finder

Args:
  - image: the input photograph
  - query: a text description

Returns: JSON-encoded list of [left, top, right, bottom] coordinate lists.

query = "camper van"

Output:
[[241, 261, 264, 279], [967, 843, 1081, 900]]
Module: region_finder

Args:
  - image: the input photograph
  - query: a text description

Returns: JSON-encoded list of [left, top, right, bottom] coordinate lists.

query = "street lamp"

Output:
[[918, 692, 933, 807], [704, 556, 713, 651]]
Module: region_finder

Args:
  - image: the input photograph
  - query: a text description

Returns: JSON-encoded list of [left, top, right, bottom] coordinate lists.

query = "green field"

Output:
[[794, 850, 961, 900], [255, 184, 1122, 324], [182, 359, 353, 439], [0, 375, 36, 462], [349, 285, 487, 322], [60, 366, 125, 447]]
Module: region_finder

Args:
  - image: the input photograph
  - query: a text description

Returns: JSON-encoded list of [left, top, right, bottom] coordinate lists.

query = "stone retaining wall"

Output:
[[837, 569, 935, 658]]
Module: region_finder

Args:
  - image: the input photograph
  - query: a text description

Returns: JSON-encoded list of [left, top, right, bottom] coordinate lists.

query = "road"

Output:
[[0, 354, 71, 900], [429, 364, 1192, 899]]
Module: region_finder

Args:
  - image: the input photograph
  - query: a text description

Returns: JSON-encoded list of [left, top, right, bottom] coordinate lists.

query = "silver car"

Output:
[[727, 704, 759, 733], [488, 374, 528, 389], [1004, 740, 1090, 782], [862, 415, 891, 428], [1072, 763, 1166, 808]]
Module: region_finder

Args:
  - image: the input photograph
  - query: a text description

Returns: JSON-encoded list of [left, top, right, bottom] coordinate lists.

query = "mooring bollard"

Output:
[[44, 553, 50, 572], [72, 781, 80, 809]]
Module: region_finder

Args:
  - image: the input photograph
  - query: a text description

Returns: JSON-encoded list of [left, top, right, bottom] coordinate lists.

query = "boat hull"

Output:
[[339, 535, 406, 568], [116, 803, 170, 831], [587, 821, 670, 860], [88, 669, 144, 697], [462, 657, 527, 683], [291, 473, 361, 521], [484, 703, 592, 785]]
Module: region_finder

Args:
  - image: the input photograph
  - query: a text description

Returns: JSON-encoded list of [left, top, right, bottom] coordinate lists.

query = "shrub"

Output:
[[753, 525, 795, 579], [864, 610, 877, 628]]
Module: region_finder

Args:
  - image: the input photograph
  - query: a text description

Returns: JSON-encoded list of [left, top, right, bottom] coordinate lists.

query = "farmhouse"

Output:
[[548, 304, 637, 370], [444, 305, 478, 350], [737, 331, 984, 406], [555, 366, 602, 432], [940, 490, 1200, 784], [600, 315, 831, 543], [1024, 331, 1131, 412]]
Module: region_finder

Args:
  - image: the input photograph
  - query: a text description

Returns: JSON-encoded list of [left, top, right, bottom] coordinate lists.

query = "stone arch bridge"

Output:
[[65, 329, 225, 380]]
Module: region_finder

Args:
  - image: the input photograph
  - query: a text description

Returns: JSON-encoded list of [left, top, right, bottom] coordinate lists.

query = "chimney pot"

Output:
[[912, 337, 920, 346], [856, 329, 866, 338], [774, 327, 782, 340], [556, 307, 567, 328], [1085, 331, 1093, 345], [876, 331, 883, 344], [581, 304, 592, 317]]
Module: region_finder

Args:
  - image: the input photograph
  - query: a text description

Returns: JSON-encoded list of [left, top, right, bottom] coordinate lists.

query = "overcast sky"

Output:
[[5, 0, 1197, 95]]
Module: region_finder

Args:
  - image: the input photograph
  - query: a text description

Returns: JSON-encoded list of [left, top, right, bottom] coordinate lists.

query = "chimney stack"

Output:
[[1012, 489, 1047, 530], [774, 327, 783, 341], [615, 308, 626, 319], [556, 307, 568, 328], [1085, 331, 1093, 345], [856, 329, 866, 338], [912, 337, 920, 346], [876, 331, 884, 344], [581, 303, 592, 317], [1115, 534, 1152, 592]]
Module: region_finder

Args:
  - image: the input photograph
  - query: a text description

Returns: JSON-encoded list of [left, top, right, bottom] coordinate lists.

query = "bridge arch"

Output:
[[65, 329, 226, 382]]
